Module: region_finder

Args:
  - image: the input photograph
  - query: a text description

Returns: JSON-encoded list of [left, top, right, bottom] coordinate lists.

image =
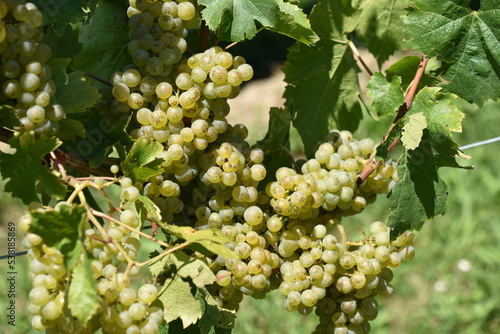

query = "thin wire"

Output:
[[459, 136, 500, 150], [0, 251, 28, 260]]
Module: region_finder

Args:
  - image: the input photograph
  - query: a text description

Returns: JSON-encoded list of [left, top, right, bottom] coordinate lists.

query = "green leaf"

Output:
[[50, 58, 102, 114], [29, 204, 87, 270], [198, 0, 279, 41], [266, 0, 319, 45], [160, 225, 239, 260], [159, 275, 203, 327], [388, 150, 448, 236], [56, 118, 86, 141], [136, 194, 163, 224], [403, 0, 500, 106], [367, 72, 405, 116], [0, 105, 19, 129], [385, 56, 422, 86], [0, 132, 66, 204], [257, 107, 292, 187], [73, 0, 130, 83], [166, 252, 217, 288], [198, 289, 236, 334], [388, 88, 468, 236], [374, 122, 403, 162], [357, 0, 411, 65], [61, 113, 133, 168], [385, 55, 441, 92], [42, 25, 82, 61], [121, 138, 164, 183], [284, 0, 362, 158], [401, 112, 427, 150], [37, 0, 89, 36], [407, 87, 466, 168], [68, 258, 99, 324]]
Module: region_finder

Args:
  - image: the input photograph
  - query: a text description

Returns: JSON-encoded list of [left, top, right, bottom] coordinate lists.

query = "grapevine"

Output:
[[0, 1, 496, 334]]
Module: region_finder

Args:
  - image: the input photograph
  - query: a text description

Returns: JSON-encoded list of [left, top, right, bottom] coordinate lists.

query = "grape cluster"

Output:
[[0, 0, 65, 135], [20, 202, 162, 334], [267, 130, 398, 219], [315, 226, 415, 334], [105, 0, 255, 226]]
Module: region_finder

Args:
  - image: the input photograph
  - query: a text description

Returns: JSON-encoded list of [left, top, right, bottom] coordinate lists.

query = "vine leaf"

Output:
[[158, 275, 203, 328], [357, 0, 411, 65], [136, 194, 163, 225], [403, 0, 500, 106], [0, 132, 66, 204], [198, 0, 317, 44], [367, 72, 405, 116], [73, 0, 129, 83], [38, 0, 89, 36], [61, 113, 132, 168], [43, 25, 82, 61], [267, 0, 319, 45], [388, 88, 468, 236], [198, 0, 279, 41], [57, 118, 86, 141], [385, 55, 440, 91], [257, 107, 292, 187], [68, 257, 99, 324], [198, 288, 236, 334], [28, 204, 87, 271], [401, 112, 427, 150], [160, 225, 239, 260], [50, 58, 102, 115], [284, 0, 362, 158], [407, 87, 466, 168], [166, 252, 217, 288], [121, 138, 164, 183], [388, 152, 449, 236]]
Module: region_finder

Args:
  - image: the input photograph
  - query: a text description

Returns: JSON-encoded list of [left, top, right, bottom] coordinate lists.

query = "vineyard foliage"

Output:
[[0, 0, 498, 333]]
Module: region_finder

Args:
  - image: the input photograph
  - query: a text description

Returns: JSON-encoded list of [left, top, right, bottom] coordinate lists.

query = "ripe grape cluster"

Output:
[[20, 202, 162, 334], [12, 1, 418, 333], [267, 130, 397, 219], [0, 0, 65, 135]]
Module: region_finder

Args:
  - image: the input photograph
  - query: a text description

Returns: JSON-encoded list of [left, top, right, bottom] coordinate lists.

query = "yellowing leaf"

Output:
[[401, 112, 427, 150], [160, 225, 239, 260], [159, 275, 202, 328], [166, 252, 217, 288]]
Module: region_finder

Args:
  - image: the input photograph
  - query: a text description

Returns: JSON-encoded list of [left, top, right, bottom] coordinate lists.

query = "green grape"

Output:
[[238, 64, 253, 81], [177, 1, 196, 21], [152, 84, 171, 104], [29, 286, 50, 306]]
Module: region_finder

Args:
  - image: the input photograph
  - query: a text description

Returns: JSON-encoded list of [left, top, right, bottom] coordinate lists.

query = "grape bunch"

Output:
[[0, 0, 65, 135], [267, 130, 398, 219], [105, 0, 255, 225], [20, 201, 163, 334]]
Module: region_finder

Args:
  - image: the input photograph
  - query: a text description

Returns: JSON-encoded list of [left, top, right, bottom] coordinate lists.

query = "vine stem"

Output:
[[91, 209, 171, 249], [83, 72, 112, 87], [198, 21, 209, 53], [356, 56, 429, 186], [332, 219, 348, 251], [348, 41, 374, 76], [136, 241, 190, 268]]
